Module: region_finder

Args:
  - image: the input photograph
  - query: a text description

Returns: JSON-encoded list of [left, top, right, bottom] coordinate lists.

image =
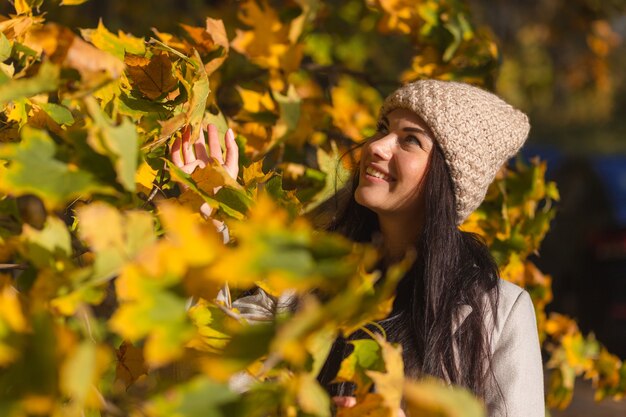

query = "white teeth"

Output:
[[366, 166, 391, 181]]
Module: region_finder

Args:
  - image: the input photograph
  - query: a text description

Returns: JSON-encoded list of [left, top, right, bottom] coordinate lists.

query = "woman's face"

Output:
[[355, 108, 434, 217]]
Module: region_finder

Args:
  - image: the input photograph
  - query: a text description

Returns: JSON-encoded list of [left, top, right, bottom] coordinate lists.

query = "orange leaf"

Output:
[[126, 53, 178, 100]]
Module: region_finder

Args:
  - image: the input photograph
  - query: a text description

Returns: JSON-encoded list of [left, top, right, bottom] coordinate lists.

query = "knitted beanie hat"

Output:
[[379, 79, 530, 224]]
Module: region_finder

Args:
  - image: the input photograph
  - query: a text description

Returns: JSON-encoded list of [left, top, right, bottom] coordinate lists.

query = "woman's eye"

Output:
[[376, 122, 388, 134], [404, 135, 422, 148]]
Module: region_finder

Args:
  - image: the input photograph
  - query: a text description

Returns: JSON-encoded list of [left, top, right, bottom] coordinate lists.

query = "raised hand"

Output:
[[169, 123, 239, 223], [170, 123, 238, 180]]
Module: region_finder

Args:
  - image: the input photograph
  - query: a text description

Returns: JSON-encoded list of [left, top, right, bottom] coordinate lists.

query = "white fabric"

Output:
[[483, 279, 545, 417]]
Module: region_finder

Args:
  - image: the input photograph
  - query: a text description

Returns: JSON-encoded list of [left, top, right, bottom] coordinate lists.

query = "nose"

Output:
[[368, 133, 395, 160]]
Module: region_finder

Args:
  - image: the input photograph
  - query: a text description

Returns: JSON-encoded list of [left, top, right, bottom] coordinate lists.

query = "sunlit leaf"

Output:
[[335, 339, 384, 395], [0, 33, 12, 62], [81, 20, 146, 59], [0, 127, 110, 208], [146, 377, 238, 417], [37, 103, 74, 126], [85, 97, 139, 192], [403, 378, 486, 417], [0, 61, 59, 106], [60, 0, 89, 5]]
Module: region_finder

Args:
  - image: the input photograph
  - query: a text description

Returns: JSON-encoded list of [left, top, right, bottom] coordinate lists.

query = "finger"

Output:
[[224, 128, 239, 179], [194, 127, 210, 163], [181, 125, 196, 163], [207, 123, 224, 164], [170, 137, 184, 167], [332, 397, 357, 408], [181, 159, 206, 175]]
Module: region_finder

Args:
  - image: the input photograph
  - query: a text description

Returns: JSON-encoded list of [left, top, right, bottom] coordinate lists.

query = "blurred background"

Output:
[[3, 0, 625, 414]]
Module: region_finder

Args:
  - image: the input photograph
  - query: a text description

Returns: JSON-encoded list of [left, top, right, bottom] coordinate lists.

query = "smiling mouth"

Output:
[[365, 166, 393, 181]]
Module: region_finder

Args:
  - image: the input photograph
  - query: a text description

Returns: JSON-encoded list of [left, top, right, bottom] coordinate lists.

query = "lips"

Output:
[[364, 164, 394, 182]]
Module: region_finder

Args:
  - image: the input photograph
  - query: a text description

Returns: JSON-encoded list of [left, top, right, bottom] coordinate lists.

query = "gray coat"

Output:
[[456, 279, 545, 417], [223, 279, 545, 417]]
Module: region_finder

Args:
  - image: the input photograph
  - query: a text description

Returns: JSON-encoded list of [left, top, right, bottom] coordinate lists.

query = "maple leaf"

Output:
[[125, 52, 178, 100], [0, 126, 113, 208]]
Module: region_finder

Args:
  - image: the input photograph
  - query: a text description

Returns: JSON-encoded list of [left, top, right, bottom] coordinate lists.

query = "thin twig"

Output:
[[0, 263, 28, 270]]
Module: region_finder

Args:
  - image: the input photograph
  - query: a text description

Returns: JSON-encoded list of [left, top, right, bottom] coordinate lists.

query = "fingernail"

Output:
[[227, 128, 235, 140]]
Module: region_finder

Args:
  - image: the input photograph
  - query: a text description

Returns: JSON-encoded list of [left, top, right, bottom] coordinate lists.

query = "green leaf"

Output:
[[85, 98, 138, 192], [81, 20, 146, 60], [110, 273, 194, 366], [0, 61, 60, 106], [297, 373, 330, 417], [147, 377, 238, 417], [39, 103, 74, 126], [335, 339, 384, 393], [443, 22, 463, 62], [0, 127, 112, 208], [214, 187, 254, 215], [118, 92, 170, 120], [0, 33, 11, 62], [0, 63, 13, 85], [275, 85, 301, 136], [185, 52, 211, 145], [59, 341, 96, 406], [306, 141, 351, 211], [20, 216, 72, 268]]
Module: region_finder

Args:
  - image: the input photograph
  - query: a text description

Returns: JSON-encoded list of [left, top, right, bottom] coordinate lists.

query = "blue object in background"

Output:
[[591, 155, 626, 227]]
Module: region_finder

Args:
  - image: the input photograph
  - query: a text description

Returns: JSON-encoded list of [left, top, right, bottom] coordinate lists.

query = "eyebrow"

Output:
[[381, 116, 434, 143]]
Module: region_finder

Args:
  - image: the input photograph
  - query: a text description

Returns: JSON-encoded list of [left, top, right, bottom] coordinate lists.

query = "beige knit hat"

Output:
[[379, 79, 530, 224]]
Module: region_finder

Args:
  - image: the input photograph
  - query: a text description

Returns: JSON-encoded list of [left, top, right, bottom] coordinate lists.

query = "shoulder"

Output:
[[488, 279, 537, 348]]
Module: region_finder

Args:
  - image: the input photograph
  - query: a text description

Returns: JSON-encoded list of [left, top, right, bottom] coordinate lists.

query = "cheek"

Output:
[[398, 159, 429, 199]]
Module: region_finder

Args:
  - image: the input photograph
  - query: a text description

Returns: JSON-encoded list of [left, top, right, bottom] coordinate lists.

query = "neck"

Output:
[[377, 212, 421, 263]]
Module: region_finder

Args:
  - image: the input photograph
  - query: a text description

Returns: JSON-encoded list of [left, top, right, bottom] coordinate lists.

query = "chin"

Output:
[[354, 188, 381, 213]]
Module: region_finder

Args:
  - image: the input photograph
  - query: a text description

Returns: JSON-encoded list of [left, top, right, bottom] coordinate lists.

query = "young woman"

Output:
[[170, 80, 545, 417]]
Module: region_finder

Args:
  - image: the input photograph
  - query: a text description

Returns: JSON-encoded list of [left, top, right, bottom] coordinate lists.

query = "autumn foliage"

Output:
[[0, 1, 624, 416]]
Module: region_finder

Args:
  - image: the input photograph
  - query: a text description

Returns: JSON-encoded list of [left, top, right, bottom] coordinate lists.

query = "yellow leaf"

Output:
[[0, 279, 27, 332], [78, 202, 125, 252], [180, 17, 230, 75], [60, 0, 89, 5], [499, 252, 524, 286], [562, 333, 595, 372], [403, 378, 486, 417], [28, 24, 125, 79], [231, 0, 297, 70], [325, 76, 381, 142], [21, 395, 55, 415], [366, 337, 403, 411], [14, 0, 33, 15], [60, 341, 111, 408], [295, 373, 331, 417], [50, 286, 106, 316], [187, 300, 232, 353], [545, 313, 578, 339], [373, 0, 420, 35], [135, 160, 157, 194], [237, 87, 276, 114], [157, 201, 220, 268], [242, 160, 272, 188]]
